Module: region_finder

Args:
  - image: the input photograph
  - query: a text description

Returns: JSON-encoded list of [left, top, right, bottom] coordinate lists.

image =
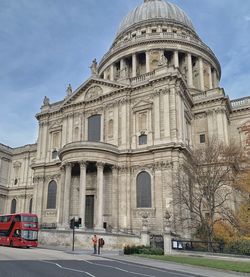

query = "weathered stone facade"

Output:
[[0, 0, 249, 240]]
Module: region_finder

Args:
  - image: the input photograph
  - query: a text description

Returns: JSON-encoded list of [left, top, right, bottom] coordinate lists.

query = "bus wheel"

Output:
[[10, 241, 13, 247]]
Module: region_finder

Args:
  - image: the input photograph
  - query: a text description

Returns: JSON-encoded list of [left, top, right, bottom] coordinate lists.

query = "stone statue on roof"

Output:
[[43, 96, 50, 106], [90, 58, 98, 75], [66, 84, 73, 96]]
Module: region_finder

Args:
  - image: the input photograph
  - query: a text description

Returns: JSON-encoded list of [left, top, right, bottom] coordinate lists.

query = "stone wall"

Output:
[[39, 230, 140, 250]]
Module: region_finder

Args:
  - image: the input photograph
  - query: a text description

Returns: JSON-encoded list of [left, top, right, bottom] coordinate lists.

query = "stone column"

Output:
[[96, 162, 104, 231], [174, 51, 179, 68], [104, 70, 108, 80], [208, 66, 213, 89], [79, 161, 87, 229], [110, 64, 114, 81], [132, 53, 137, 77], [164, 224, 172, 255], [112, 166, 119, 231], [212, 70, 218, 88], [146, 51, 150, 73], [62, 163, 72, 228], [199, 57, 205, 91], [120, 58, 125, 73], [187, 53, 193, 87]]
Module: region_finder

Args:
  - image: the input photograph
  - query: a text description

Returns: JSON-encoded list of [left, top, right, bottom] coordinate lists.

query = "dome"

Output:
[[117, 0, 195, 36]]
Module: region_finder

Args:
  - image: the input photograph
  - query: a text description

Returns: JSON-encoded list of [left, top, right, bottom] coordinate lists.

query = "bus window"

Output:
[[21, 216, 38, 223], [21, 230, 38, 240], [14, 215, 21, 222]]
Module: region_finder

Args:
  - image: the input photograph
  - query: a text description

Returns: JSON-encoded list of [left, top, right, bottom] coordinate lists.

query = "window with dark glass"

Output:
[[136, 171, 152, 208], [11, 199, 16, 214], [139, 134, 147, 145], [47, 180, 57, 209], [200, 134, 206, 143], [52, 150, 58, 159], [29, 198, 33, 213], [88, 115, 101, 142]]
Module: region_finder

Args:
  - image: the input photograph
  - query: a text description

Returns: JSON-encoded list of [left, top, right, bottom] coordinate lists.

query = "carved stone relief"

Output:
[[85, 86, 103, 100]]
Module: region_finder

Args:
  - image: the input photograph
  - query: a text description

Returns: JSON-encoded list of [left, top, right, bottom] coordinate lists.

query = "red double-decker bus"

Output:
[[0, 213, 38, 248]]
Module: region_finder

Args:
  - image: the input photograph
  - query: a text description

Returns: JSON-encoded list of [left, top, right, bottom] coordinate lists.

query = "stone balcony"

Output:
[[59, 141, 119, 163], [231, 96, 250, 110]]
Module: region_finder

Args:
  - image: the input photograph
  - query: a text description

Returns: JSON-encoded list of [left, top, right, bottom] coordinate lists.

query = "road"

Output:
[[0, 246, 247, 277]]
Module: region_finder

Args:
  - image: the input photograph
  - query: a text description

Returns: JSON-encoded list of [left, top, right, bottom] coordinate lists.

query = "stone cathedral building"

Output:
[[0, 0, 250, 239]]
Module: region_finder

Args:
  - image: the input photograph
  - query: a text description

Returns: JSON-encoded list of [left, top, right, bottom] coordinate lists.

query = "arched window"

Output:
[[47, 180, 57, 209], [29, 198, 33, 213], [11, 199, 16, 214], [136, 171, 151, 208], [88, 115, 101, 142]]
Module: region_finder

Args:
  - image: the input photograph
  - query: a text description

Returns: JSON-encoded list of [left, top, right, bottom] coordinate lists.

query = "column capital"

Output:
[[79, 161, 87, 168], [96, 162, 105, 169], [64, 162, 72, 170], [111, 165, 119, 172]]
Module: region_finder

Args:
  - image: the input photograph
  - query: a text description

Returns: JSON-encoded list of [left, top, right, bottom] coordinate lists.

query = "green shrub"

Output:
[[224, 240, 250, 256], [123, 245, 164, 255]]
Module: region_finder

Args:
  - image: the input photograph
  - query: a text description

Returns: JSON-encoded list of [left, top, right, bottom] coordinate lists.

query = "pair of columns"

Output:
[[62, 162, 104, 230]]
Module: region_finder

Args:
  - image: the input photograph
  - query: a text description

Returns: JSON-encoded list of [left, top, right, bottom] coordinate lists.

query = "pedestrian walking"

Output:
[[98, 237, 105, 254], [92, 234, 98, 254]]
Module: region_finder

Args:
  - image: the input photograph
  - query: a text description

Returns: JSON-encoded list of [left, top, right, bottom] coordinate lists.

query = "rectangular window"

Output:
[[88, 115, 101, 142], [139, 134, 147, 145], [200, 134, 206, 143]]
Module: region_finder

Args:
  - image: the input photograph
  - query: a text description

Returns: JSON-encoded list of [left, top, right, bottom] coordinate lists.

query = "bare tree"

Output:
[[172, 138, 243, 249]]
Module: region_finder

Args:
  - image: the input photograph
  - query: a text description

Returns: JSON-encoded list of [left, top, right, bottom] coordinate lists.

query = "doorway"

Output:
[[85, 195, 94, 229]]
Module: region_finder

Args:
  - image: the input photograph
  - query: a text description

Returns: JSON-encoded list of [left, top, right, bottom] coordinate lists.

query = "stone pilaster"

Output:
[[57, 165, 65, 227], [169, 87, 177, 142]]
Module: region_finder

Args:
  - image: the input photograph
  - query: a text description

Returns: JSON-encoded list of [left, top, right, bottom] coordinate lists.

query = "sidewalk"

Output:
[[40, 245, 250, 277]]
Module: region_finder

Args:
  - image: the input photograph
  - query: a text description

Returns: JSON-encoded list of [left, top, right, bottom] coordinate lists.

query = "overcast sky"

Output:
[[0, 0, 250, 148]]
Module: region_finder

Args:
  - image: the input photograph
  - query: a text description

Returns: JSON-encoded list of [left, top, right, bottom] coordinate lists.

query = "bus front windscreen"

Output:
[[21, 230, 38, 241]]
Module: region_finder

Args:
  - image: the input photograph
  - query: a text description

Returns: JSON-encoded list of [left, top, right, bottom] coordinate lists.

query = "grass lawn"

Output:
[[136, 254, 250, 273]]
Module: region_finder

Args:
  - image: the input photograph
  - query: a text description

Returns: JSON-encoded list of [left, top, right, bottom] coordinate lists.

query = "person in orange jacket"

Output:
[[92, 234, 98, 254]]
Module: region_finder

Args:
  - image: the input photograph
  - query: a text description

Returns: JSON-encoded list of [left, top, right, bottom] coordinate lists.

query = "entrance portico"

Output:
[[59, 159, 116, 232]]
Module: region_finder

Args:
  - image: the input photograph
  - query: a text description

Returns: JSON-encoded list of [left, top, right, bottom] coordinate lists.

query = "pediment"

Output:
[[132, 99, 153, 112], [49, 119, 63, 131], [62, 78, 127, 106]]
